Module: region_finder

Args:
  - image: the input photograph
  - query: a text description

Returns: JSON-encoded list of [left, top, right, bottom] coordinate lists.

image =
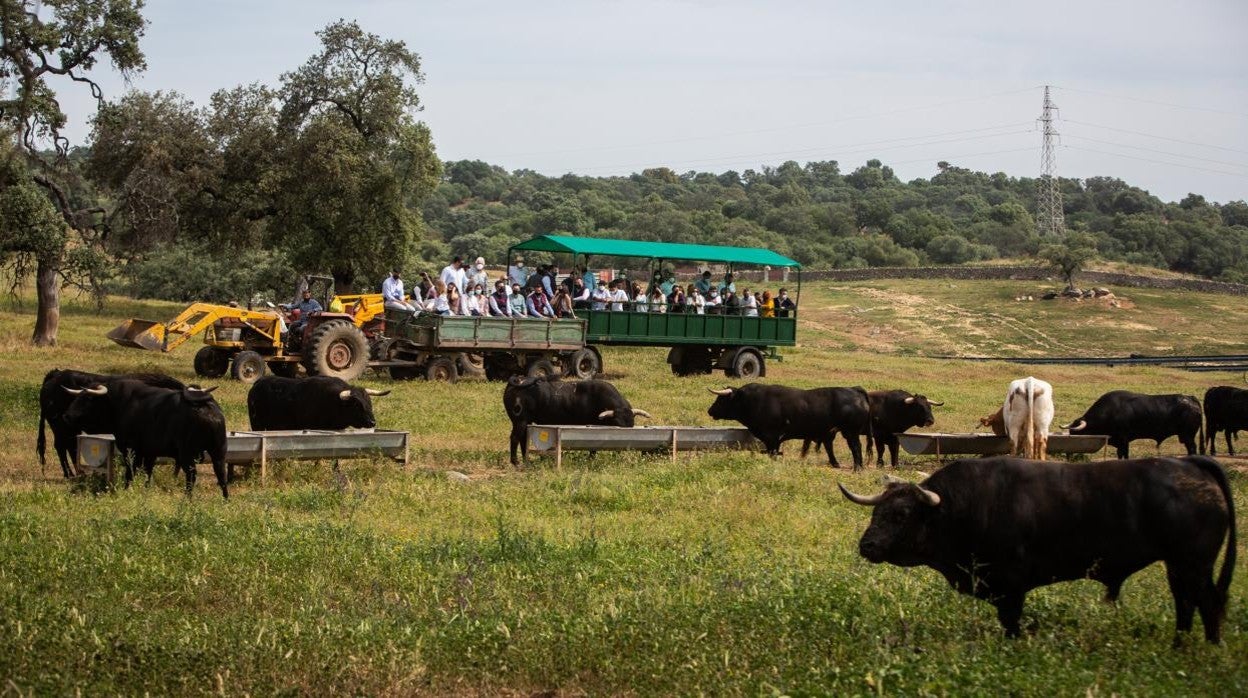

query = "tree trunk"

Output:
[[32, 258, 60, 347]]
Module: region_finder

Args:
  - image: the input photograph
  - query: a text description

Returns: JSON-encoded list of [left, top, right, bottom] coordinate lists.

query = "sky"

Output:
[[44, 0, 1248, 204]]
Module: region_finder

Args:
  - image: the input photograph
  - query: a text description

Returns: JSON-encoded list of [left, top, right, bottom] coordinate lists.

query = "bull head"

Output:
[[839, 482, 941, 507], [1061, 419, 1087, 432]]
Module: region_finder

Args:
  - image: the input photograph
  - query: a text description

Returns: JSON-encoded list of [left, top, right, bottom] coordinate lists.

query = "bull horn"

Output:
[[339, 390, 352, 401], [364, 389, 390, 397], [904, 396, 915, 404], [188, 386, 217, 394], [928, 400, 944, 407], [1061, 419, 1087, 432], [597, 409, 616, 420], [631, 409, 652, 419], [918, 486, 942, 507], [85, 385, 107, 396], [62, 387, 83, 395], [839, 483, 888, 506], [707, 387, 733, 396]]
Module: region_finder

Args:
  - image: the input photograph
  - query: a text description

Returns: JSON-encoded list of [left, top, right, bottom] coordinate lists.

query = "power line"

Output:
[[1062, 119, 1248, 155], [1053, 85, 1248, 119], [1063, 134, 1248, 170], [499, 85, 1043, 158], [1063, 145, 1248, 179], [889, 147, 1036, 167]]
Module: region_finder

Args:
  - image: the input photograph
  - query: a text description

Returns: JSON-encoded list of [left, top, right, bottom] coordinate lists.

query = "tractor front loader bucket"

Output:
[[107, 319, 167, 351]]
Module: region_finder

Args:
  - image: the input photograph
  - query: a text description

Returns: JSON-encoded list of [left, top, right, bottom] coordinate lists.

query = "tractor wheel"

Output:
[[268, 361, 299, 378], [194, 346, 230, 378], [726, 347, 764, 380], [526, 358, 558, 380], [565, 348, 601, 380], [425, 356, 459, 383], [304, 320, 369, 381], [231, 351, 267, 384]]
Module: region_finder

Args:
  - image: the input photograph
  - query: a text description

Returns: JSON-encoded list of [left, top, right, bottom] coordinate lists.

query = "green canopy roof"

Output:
[[511, 235, 801, 268]]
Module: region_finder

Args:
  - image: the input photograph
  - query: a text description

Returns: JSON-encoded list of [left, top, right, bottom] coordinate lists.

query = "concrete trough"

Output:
[[896, 432, 1110, 461], [76, 429, 410, 483], [526, 424, 759, 468]]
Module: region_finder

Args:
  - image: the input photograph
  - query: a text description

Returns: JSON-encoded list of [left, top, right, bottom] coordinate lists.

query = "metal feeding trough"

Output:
[[526, 425, 759, 468], [76, 429, 410, 484], [895, 432, 1110, 462]]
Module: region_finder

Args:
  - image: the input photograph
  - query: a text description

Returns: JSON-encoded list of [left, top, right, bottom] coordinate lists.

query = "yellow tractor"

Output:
[[107, 275, 387, 383]]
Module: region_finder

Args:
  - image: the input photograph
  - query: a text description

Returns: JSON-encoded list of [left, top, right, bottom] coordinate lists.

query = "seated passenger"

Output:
[[608, 280, 630, 311], [740, 289, 759, 317], [632, 282, 648, 312], [527, 285, 556, 319], [552, 287, 577, 319], [668, 285, 686, 313], [382, 269, 416, 312], [688, 285, 705, 315], [705, 288, 722, 314], [432, 281, 452, 316], [489, 280, 511, 316], [758, 290, 775, 318], [695, 270, 714, 296], [508, 283, 528, 316], [776, 287, 796, 317], [591, 280, 610, 310], [648, 287, 667, 313]]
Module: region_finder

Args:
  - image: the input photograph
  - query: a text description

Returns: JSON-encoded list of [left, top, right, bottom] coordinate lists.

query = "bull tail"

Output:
[[37, 407, 47, 469], [1188, 456, 1237, 602], [1026, 377, 1036, 459], [1198, 397, 1206, 456]]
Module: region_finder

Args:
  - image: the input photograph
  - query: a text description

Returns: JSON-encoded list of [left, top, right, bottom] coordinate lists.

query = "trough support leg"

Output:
[[936, 436, 942, 465], [260, 434, 268, 484], [671, 429, 678, 463], [402, 432, 410, 469], [555, 428, 563, 470]]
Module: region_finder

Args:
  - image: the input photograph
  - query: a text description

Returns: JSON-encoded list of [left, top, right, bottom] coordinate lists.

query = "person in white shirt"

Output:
[[648, 287, 667, 313], [741, 289, 759, 317], [608, 280, 629, 312], [591, 280, 610, 310], [632, 281, 648, 313], [440, 256, 467, 297], [468, 257, 489, 292], [689, 285, 706, 315], [508, 257, 529, 289], [382, 268, 416, 312], [705, 288, 722, 314]]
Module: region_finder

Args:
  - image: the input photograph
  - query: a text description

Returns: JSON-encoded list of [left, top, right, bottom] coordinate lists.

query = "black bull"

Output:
[[247, 376, 390, 431], [63, 380, 229, 498], [37, 369, 185, 478], [1204, 385, 1248, 456], [1063, 390, 1202, 459], [841, 455, 1236, 643], [504, 376, 651, 465], [707, 383, 871, 469]]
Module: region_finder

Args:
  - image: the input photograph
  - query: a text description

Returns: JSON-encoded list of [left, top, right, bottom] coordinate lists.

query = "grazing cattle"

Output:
[[504, 376, 651, 465], [1063, 390, 1202, 459], [840, 455, 1236, 643], [1002, 377, 1055, 460], [37, 369, 185, 478], [978, 407, 1007, 436], [1204, 386, 1248, 456], [866, 390, 941, 468], [248, 376, 390, 431], [707, 383, 870, 469], [64, 380, 229, 497]]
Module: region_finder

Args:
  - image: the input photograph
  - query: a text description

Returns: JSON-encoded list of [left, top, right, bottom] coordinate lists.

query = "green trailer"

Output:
[[374, 311, 599, 382], [509, 235, 801, 379]]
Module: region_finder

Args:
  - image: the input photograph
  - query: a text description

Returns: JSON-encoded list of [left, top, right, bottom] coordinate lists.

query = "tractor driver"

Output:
[[287, 288, 323, 340]]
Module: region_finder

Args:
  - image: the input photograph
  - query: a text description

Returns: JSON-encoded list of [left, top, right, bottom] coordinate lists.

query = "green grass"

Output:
[[0, 281, 1245, 695]]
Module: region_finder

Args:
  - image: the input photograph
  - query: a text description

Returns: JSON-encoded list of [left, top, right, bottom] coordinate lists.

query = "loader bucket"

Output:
[[107, 319, 166, 351]]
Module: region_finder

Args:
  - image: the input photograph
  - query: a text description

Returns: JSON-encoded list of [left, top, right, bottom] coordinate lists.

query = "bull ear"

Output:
[[904, 396, 915, 404], [339, 390, 352, 401], [364, 389, 390, 397], [839, 483, 887, 506]]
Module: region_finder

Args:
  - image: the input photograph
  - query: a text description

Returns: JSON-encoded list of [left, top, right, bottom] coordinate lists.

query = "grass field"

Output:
[[0, 279, 1245, 695]]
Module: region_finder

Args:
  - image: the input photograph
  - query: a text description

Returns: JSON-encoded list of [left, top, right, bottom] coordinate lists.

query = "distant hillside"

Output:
[[421, 159, 1248, 282]]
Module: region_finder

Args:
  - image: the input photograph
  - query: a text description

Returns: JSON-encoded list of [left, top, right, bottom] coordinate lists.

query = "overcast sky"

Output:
[[48, 0, 1248, 203]]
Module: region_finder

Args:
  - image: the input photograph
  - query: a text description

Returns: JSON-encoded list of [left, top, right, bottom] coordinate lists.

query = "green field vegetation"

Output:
[[0, 279, 1245, 695]]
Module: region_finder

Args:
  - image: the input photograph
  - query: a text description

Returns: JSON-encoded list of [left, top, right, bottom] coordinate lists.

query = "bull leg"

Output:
[[1114, 439, 1129, 459], [56, 442, 75, 479], [887, 435, 900, 469], [509, 423, 527, 466], [1037, 433, 1049, 461], [1181, 434, 1198, 456], [821, 434, 838, 468], [182, 456, 197, 497], [994, 591, 1026, 638], [210, 453, 229, 499], [1228, 430, 1236, 456], [1165, 566, 1198, 646], [845, 433, 864, 472], [873, 433, 886, 467], [800, 439, 812, 459]]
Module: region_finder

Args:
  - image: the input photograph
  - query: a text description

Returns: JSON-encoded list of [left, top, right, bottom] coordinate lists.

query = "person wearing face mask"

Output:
[[705, 287, 722, 315], [489, 280, 511, 316], [463, 283, 486, 316], [508, 256, 529, 289], [382, 268, 417, 312], [508, 283, 528, 316], [776, 287, 796, 317], [468, 256, 489, 292], [591, 280, 610, 311], [740, 288, 758, 317]]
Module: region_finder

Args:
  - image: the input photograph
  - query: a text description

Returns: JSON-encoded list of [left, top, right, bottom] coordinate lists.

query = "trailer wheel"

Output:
[[304, 320, 369, 381], [425, 356, 459, 383], [458, 352, 485, 377], [194, 346, 230, 378], [231, 350, 267, 384], [565, 348, 601, 380], [727, 348, 764, 379], [526, 358, 558, 380]]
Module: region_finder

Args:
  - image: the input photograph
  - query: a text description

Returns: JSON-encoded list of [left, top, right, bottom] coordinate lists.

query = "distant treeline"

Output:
[[421, 159, 1248, 283]]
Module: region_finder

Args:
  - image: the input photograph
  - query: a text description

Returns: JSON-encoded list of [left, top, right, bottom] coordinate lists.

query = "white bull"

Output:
[[1003, 376, 1055, 460]]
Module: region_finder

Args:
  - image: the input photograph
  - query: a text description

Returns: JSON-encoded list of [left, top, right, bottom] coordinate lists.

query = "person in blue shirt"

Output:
[[695, 270, 714, 296], [288, 288, 323, 338], [719, 272, 736, 295]]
